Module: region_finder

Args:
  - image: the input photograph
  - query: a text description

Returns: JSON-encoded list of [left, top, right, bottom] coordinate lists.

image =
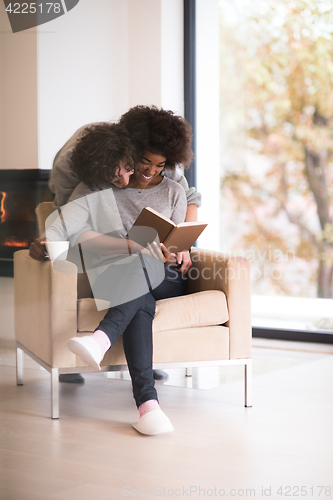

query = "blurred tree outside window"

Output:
[[219, 0, 333, 331]]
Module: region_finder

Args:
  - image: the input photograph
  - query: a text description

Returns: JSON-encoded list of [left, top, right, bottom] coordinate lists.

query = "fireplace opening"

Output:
[[0, 170, 53, 276], [0, 189, 36, 256]]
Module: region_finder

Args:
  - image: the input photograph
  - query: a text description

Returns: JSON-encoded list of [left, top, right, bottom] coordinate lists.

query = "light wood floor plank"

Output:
[[1, 343, 332, 499]]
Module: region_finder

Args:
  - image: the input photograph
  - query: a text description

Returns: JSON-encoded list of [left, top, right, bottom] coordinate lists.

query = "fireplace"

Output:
[[0, 169, 53, 276]]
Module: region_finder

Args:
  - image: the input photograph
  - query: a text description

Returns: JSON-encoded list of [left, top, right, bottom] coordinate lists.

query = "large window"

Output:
[[219, 0, 333, 332]]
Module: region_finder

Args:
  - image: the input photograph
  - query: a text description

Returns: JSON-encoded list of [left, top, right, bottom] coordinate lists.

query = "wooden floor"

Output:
[[0, 339, 333, 500]]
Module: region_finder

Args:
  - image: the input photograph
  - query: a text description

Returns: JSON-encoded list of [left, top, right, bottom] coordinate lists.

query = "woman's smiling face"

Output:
[[130, 151, 167, 189]]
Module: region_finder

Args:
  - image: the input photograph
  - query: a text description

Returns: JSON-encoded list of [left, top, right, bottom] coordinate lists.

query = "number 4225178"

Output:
[[6, 3, 62, 14]]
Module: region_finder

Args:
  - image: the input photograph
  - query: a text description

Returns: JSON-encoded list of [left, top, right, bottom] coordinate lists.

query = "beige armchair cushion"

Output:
[[77, 290, 228, 333], [153, 290, 228, 332], [151, 326, 229, 363]]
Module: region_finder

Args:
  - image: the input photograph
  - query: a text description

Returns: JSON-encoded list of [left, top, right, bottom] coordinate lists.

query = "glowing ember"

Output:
[[3, 240, 29, 247], [0, 191, 7, 223]]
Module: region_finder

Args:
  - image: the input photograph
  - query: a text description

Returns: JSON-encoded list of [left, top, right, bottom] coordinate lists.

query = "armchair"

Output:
[[14, 202, 252, 419]]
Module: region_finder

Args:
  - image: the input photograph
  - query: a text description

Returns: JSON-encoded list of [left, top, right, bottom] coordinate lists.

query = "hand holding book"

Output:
[[129, 207, 207, 253]]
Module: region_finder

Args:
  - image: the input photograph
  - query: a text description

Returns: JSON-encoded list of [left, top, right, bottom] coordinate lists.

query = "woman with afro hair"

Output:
[[118, 105, 197, 274]]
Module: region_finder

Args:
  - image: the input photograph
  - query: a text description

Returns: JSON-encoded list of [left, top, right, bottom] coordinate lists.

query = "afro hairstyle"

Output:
[[118, 105, 193, 170]]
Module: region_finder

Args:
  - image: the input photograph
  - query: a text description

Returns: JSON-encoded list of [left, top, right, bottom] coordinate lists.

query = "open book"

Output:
[[130, 207, 207, 253]]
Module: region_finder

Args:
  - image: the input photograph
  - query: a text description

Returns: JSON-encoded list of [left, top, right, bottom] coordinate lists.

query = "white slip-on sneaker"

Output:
[[67, 336, 102, 371], [132, 409, 174, 436]]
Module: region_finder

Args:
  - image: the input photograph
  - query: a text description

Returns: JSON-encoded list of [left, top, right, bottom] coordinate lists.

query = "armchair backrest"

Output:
[[35, 202, 92, 299], [36, 202, 56, 237]]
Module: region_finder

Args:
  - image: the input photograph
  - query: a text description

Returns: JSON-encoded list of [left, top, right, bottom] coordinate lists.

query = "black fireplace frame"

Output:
[[0, 169, 52, 277]]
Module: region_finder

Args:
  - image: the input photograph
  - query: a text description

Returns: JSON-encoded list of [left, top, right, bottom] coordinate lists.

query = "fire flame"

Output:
[[0, 191, 7, 223], [0, 192, 29, 248], [3, 240, 29, 247]]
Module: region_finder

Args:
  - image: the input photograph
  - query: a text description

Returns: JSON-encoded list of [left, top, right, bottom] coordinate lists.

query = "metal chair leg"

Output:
[[16, 346, 24, 386], [51, 368, 59, 419], [244, 360, 253, 407]]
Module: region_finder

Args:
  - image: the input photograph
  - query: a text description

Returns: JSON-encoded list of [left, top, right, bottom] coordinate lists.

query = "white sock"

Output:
[[90, 329, 111, 359], [67, 335, 107, 371]]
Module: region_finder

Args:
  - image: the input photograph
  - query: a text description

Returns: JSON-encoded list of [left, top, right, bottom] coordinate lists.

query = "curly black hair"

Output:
[[70, 123, 135, 190], [118, 105, 193, 170]]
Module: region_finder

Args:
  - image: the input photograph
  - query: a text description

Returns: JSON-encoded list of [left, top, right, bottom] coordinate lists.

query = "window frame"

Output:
[[183, 0, 197, 190]]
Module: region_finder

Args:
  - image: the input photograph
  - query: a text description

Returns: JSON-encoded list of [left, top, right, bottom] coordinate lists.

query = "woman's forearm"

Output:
[[185, 203, 197, 223], [77, 231, 143, 256]]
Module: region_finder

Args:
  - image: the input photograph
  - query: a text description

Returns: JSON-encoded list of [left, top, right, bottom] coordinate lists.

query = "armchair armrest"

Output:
[[14, 250, 78, 368], [188, 248, 252, 359]]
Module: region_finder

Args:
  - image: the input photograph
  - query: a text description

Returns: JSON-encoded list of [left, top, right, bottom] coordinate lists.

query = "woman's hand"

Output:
[[175, 251, 192, 276], [29, 237, 48, 261], [146, 242, 172, 264], [146, 245, 192, 274]]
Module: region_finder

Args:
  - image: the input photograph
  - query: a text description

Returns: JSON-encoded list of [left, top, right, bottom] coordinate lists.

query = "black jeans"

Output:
[[94, 259, 187, 407]]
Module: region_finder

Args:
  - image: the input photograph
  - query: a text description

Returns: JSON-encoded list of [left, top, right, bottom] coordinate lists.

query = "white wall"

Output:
[[161, 0, 184, 114], [127, 0, 184, 114], [0, 0, 184, 171], [37, 0, 130, 170], [196, 0, 220, 250], [128, 0, 162, 108], [37, 0, 184, 170], [39, 0, 184, 170]]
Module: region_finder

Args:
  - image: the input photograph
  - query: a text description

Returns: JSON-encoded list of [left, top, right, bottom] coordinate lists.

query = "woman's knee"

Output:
[[144, 293, 156, 316]]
